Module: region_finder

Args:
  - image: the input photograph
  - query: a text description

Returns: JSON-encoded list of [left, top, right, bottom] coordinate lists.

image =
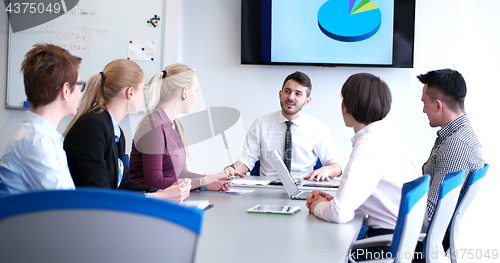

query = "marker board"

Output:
[[6, 0, 165, 109]]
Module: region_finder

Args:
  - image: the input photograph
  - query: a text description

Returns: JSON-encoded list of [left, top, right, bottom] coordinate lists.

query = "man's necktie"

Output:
[[284, 121, 293, 173]]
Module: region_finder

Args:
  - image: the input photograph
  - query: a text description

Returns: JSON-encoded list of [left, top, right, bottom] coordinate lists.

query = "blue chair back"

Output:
[[250, 158, 322, 175], [390, 175, 430, 263], [424, 170, 464, 262], [0, 188, 203, 263], [449, 164, 489, 263]]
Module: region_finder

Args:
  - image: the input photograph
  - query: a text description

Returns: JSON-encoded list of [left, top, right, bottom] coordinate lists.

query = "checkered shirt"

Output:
[[422, 114, 484, 221]]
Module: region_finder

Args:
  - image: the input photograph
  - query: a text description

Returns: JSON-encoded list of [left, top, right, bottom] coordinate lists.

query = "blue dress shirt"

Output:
[[0, 111, 75, 195]]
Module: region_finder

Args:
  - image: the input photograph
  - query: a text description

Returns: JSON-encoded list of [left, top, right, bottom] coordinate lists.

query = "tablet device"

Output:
[[247, 205, 301, 215]]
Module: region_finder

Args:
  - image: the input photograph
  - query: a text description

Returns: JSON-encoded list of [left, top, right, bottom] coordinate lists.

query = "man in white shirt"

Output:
[[223, 71, 342, 180]]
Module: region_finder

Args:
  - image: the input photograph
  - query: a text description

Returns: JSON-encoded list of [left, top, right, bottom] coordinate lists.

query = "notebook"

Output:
[[268, 149, 312, 200]]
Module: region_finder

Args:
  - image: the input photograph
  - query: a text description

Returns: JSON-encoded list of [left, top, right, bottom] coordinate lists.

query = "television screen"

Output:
[[241, 0, 415, 68]]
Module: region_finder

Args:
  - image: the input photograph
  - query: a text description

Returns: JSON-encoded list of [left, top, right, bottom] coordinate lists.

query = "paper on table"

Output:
[[182, 200, 210, 209], [231, 179, 272, 186], [209, 189, 255, 195], [128, 40, 157, 62]]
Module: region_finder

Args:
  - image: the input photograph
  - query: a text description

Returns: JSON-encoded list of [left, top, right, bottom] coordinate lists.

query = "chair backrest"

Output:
[[250, 158, 322, 175], [449, 164, 489, 263], [424, 170, 464, 262], [0, 188, 203, 263], [391, 175, 430, 263]]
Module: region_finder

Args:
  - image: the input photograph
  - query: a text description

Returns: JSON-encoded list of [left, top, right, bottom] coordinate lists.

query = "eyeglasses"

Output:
[[55, 81, 87, 92]]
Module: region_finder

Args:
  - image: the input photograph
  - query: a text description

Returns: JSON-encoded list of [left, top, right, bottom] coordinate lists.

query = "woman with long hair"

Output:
[[63, 59, 190, 202], [129, 63, 231, 191]]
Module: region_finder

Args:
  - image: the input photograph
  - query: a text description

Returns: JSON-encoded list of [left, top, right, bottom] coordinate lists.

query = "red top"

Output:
[[129, 107, 202, 189]]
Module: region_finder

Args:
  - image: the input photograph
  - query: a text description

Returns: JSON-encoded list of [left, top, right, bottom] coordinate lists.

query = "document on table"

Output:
[[231, 179, 272, 187], [182, 200, 211, 209], [210, 189, 255, 195]]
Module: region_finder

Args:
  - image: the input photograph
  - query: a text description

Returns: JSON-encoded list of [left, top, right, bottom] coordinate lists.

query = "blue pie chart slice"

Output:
[[318, 0, 382, 42]]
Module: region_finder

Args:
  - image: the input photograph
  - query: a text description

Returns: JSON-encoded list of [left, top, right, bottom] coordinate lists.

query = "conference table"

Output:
[[187, 176, 365, 263]]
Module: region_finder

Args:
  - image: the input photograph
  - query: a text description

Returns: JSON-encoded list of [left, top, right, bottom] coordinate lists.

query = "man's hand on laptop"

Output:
[[304, 166, 332, 181]]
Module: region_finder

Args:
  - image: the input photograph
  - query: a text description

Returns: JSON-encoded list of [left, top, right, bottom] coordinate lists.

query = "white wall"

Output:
[[1, 0, 499, 260], [179, 0, 499, 260]]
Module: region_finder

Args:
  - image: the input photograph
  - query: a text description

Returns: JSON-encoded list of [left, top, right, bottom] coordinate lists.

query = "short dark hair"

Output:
[[282, 71, 312, 97], [417, 68, 466, 112], [341, 73, 392, 125], [21, 44, 82, 109]]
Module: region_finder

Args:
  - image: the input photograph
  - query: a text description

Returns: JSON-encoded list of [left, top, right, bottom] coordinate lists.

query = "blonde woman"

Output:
[[63, 59, 190, 203], [129, 63, 231, 191]]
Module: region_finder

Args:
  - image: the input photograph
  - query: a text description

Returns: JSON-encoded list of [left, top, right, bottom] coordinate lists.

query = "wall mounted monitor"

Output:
[[241, 0, 416, 68]]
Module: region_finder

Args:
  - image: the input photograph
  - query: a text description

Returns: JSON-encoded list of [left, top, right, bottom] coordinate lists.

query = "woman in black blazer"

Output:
[[63, 59, 191, 203]]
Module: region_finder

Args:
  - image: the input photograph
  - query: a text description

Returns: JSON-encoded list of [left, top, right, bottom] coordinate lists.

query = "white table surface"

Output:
[[189, 177, 365, 263]]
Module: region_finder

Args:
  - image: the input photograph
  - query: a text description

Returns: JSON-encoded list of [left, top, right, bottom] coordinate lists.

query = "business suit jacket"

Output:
[[64, 110, 158, 193]]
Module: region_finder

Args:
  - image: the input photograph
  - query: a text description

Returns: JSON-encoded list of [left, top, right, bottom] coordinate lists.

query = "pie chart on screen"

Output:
[[318, 0, 382, 42]]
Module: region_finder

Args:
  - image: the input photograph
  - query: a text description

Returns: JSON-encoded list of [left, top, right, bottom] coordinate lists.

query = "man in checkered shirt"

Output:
[[419, 68, 484, 224]]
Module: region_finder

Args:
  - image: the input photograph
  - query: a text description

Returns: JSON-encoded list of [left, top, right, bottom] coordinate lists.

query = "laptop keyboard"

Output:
[[297, 191, 312, 197]]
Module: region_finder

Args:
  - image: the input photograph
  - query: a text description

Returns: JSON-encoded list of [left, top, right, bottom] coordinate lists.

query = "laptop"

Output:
[[268, 150, 313, 200]]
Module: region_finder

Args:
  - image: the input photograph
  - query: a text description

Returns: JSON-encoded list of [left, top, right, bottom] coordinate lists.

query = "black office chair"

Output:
[[250, 159, 322, 175]]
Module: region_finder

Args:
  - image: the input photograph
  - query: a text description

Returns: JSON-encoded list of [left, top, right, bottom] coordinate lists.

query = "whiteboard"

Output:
[[7, 0, 165, 109]]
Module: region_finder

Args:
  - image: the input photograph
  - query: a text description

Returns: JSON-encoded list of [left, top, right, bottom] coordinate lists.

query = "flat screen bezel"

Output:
[[241, 0, 416, 68]]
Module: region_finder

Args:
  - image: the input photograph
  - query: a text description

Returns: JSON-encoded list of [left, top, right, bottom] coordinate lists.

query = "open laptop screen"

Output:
[[268, 150, 300, 196]]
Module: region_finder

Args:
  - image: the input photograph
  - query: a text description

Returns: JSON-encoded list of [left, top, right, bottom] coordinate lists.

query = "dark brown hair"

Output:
[[341, 73, 392, 125], [21, 44, 82, 108], [417, 68, 466, 113], [282, 71, 312, 97]]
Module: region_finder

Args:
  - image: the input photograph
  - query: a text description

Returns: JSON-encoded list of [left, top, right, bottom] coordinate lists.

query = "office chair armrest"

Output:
[[351, 234, 393, 249]]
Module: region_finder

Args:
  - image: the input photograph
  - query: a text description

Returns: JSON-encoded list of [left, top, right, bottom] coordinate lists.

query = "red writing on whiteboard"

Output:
[[38, 23, 107, 56], [57, 44, 90, 56], [76, 26, 108, 37], [39, 23, 55, 37], [56, 31, 91, 43]]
